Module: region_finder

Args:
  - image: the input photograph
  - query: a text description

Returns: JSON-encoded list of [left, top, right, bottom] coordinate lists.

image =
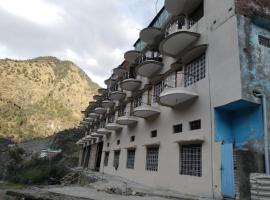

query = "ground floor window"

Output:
[[104, 152, 109, 166], [180, 144, 202, 177], [126, 149, 136, 169], [146, 147, 159, 171], [113, 150, 120, 170]]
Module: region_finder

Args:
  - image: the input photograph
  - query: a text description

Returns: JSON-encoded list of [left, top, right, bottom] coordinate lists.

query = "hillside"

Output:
[[0, 57, 99, 141]]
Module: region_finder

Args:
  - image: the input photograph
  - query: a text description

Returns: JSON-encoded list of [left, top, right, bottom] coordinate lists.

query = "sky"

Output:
[[0, 0, 164, 87]]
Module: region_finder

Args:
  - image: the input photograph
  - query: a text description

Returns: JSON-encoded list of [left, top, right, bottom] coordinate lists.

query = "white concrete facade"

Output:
[[76, 0, 262, 199]]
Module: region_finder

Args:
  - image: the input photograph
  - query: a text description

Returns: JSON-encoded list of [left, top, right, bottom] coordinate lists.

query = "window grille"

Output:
[[126, 149, 136, 169], [153, 81, 164, 103], [151, 130, 157, 138], [123, 66, 136, 79], [133, 96, 142, 108], [108, 113, 115, 123], [189, 120, 201, 130], [104, 152, 109, 166], [173, 124, 183, 133], [164, 72, 176, 89], [146, 147, 159, 171], [259, 35, 270, 48], [113, 151, 120, 169], [110, 84, 119, 92], [180, 144, 202, 177], [118, 106, 125, 117], [130, 136, 135, 142], [184, 54, 206, 87]]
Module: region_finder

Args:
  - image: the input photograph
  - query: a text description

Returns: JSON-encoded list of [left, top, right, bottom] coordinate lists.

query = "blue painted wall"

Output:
[[215, 100, 263, 150], [237, 16, 270, 152]]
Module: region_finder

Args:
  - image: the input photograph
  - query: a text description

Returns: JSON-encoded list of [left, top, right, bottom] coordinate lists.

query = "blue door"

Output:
[[221, 143, 235, 198]]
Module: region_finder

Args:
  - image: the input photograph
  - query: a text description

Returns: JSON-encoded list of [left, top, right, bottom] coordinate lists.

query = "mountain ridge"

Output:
[[0, 56, 99, 141]]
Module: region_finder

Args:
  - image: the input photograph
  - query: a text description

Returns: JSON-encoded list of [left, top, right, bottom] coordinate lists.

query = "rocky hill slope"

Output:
[[0, 57, 99, 141]]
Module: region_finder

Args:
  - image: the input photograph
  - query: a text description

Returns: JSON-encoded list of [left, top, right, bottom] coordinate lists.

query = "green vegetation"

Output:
[[5, 147, 68, 185], [0, 57, 99, 141]]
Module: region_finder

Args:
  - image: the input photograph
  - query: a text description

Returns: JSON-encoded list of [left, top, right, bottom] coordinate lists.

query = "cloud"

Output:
[[0, 0, 164, 87], [0, 0, 65, 25]]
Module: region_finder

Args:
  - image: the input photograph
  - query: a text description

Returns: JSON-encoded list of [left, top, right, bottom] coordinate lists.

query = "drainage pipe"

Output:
[[253, 89, 269, 174]]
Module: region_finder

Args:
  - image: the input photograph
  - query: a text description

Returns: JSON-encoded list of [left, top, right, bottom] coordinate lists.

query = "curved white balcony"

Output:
[[91, 132, 104, 138], [105, 122, 123, 131], [116, 112, 138, 125], [102, 100, 115, 108], [105, 114, 123, 131], [104, 78, 118, 86], [165, 0, 203, 16], [109, 91, 126, 101], [159, 17, 200, 57], [113, 67, 127, 76], [140, 27, 163, 46], [121, 79, 141, 91], [160, 31, 200, 57], [89, 101, 98, 107], [97, 128, 111, 135], [124, 50, 142, 63], [93, 95, 103, 101], [89, 113, 99, 118], [94, 107, 107, 115], [159, 87, 198, 107], [98, 88, 108, 95], [136, 56, 163, 77], [133, 104, 160, 118], [158, 73, 198, 107]]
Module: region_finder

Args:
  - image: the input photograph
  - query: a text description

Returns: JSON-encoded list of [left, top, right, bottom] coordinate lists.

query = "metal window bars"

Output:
[[113, 151, 120, 169], [184, 53, 206, 87], [104, 152, 109, 166], [180, 144, 202, 177], [133, 96, 143, 108], [146, 147, 159, 171], [126, 149, 135, 169], [110, 83, 119, 92], [122, 66, 136, 80], [107, 113, 115, 123]]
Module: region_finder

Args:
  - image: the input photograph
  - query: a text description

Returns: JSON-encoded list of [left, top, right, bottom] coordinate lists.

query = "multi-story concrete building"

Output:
[[76, 0, 270, 199]]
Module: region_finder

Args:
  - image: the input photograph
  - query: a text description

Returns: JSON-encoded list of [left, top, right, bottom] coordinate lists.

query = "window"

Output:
[[113, 151, 120, 169], [189, 120, 201, 130], [184, 54, 206, 87], [173, 124, 183, 133], [153, 81, 164, 103], [126, 149, 136, 169], [104, 152, 109, 166], [130, 136, 135, 142], [180, 144, 202, 177], [188, 2, 204, 28], [133, 96, 142, 108], [117, 140, 120, 145], [259, 35, 270, 48], [146, 147, 159, 171], [151, 130, 157, 138], [107, 142, 110, 147]]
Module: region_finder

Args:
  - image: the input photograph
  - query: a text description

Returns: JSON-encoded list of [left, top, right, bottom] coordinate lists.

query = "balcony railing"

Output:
[[99, 120, 106, 128], [122, 68, 136, 80], [138, 54, 162, 64], [165, 16, 197, 37], [153, 72, 196, 102], [110, 84, 119, 92], [108, 114, 115, 123]]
